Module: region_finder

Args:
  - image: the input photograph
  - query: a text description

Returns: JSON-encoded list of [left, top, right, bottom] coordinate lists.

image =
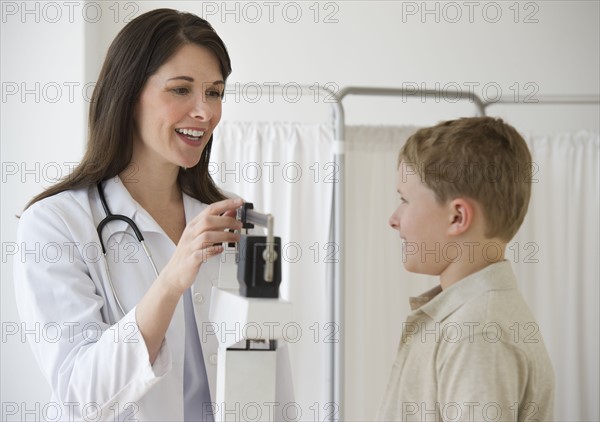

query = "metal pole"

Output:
[[483, 94, 600, 111], [336, 86, 487, 116]]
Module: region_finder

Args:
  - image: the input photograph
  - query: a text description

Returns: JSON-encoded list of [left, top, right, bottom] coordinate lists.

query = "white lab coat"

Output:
[[13, 176, 293, 421]]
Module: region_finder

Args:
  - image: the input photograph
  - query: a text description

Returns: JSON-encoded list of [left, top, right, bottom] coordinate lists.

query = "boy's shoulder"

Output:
[[444, 284, 537, 339], [431, 262, 543, 347]]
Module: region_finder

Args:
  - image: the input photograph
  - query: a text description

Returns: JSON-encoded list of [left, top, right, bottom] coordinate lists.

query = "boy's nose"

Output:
[[389, 211, 400, 230]]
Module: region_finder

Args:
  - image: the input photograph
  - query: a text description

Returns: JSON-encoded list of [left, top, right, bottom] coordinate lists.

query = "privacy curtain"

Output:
[[343, 126, 599, 421], [211, 122, 336, 416]]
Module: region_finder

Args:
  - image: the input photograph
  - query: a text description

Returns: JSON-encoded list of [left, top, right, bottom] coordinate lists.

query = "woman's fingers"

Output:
[[204, 215, 242, 231], [190, 230, 240, 250], [161, 200, 245, 292], [187, 199, 243, 233], [194, 244, 224, 261], [183, 216, 240, 243], [206, 198, 243, 216], [221, 208, 238, 218]]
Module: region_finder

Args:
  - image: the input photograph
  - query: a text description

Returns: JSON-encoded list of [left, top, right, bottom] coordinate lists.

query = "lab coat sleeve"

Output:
[[13, 202, 172, 420]]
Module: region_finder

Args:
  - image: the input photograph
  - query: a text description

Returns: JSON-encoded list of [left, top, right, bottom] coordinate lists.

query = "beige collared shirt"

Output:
[[376, 261, 554, 421]]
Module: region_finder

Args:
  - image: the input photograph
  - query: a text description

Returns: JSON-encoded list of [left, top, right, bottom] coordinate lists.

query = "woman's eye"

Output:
[[206, 90, 223, 98], [171, 87, 190, 95]]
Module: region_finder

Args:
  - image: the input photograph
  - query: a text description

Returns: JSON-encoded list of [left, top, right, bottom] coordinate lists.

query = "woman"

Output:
[[14, 8, 291, 421]]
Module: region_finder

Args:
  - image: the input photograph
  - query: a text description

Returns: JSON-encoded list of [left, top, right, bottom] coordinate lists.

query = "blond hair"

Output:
[[399, 117, 532, 241]]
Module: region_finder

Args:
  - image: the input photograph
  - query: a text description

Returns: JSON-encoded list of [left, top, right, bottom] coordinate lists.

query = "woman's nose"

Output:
[[191, 96, 213, 121]]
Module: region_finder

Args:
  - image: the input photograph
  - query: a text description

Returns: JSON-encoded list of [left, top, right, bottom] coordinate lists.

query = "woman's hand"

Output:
[[137, 197, 244, 364], [159, 197, 243, 295]]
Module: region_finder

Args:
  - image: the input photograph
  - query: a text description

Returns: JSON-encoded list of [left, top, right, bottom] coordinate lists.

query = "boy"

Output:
[[378, 117, 554, 421]]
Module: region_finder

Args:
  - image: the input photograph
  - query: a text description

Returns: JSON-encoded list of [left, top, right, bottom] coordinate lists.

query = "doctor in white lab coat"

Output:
[[13, 8, 292, 422]]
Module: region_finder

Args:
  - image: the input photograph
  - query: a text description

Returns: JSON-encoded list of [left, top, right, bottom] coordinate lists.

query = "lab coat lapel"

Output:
[[182, 193, 221, 400], [182, 191, 209, 224]]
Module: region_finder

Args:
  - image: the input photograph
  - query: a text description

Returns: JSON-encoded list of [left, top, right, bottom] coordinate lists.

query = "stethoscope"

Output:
[[96, 183, 160, 315]]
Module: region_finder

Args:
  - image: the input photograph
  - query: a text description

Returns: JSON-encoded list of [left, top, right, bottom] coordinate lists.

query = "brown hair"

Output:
[[399, 116, 532, 241], [24, 8, 231, 209]]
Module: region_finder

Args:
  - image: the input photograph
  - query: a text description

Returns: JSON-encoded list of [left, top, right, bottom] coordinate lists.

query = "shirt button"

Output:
[[211, 278, 218, 286], [193, 293, 204, 304], [209, 353, 218, 365]]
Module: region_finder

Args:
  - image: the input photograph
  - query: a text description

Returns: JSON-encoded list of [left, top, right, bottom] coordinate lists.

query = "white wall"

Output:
[[1, 2, 87, 416], [83, 0, 600, 132], [2, 1, 598, 420]]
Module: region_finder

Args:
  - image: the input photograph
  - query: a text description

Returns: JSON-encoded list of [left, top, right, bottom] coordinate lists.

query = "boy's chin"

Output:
[[402, 260, 445, 277]]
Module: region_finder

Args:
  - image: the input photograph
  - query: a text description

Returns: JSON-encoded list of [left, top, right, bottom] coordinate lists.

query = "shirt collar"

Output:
[[408, 260, 518, 322], [100, 176, 138, 218], [96, 177, 135, 246], [97, 176, 208, 246], [182, 189, 209, 223]]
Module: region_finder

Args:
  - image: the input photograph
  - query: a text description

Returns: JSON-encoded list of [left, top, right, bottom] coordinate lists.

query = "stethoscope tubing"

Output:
[[96, 182, 160, 315]]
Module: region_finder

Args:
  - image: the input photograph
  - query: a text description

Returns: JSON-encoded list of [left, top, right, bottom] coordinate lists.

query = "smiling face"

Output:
[[389, 162, 453, 276], [131, 43, 224, 170]]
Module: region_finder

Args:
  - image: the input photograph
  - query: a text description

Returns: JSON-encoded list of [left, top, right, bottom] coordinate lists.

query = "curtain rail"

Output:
[[335, 86, 487, 119], [484, 95, 600, 110]]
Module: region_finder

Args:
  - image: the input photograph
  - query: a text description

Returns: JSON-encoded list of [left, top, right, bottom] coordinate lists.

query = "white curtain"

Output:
[[512, 131, 599, 421], [343, 126, 600, 421], [211, 122, 336, 415], [343, 126, 437, 421]]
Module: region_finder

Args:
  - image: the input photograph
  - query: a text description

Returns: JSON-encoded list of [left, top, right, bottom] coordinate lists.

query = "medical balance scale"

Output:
[[209, 203, 292, 421]]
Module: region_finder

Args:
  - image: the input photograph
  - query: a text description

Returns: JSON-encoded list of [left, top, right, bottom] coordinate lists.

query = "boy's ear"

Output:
[[447, 198, 473, 236]]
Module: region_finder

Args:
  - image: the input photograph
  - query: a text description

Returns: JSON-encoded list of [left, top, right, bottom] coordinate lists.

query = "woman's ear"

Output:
[[447, 198, 473, 236]]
